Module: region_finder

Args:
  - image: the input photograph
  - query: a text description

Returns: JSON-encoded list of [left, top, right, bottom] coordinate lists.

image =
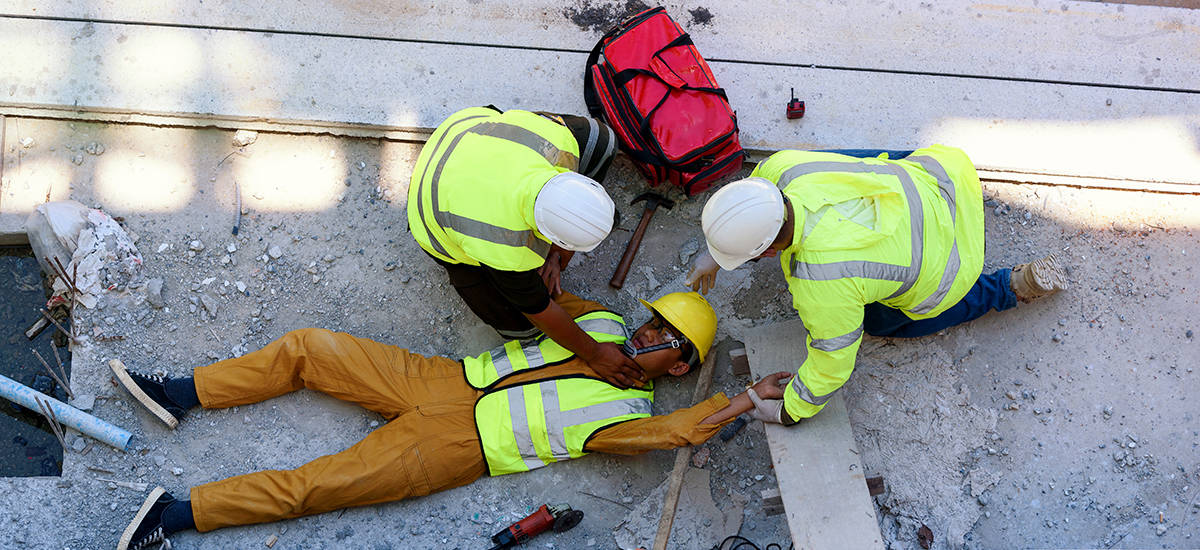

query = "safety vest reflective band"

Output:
[[784, 161, 925, 301], [904, 156, 959, 315], [462, 311, 628, 390], [476, 376, 653, 476], [409, 108, 580, 271]]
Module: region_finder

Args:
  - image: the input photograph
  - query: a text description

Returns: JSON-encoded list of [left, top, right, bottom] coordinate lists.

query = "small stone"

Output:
[[678, 238, 700, 264], [232, 129, 259, 147], [977, 493, 990, 506], [220, 255, 232, 265], [146, 278, 165, 308], [1187, 330, 1194, 339], [1005, 391, 1017, 400], [312, 274, 321, 284], [620, 496, 633, 504], [188, 240, 205, 251], [171, 467, 184, 476], [84, 141, 105, 155], [691, 446, 710, 468], [1024, 211, 1032, 221], [236, 281, 247, 294], [1052, 333, 1062, 343], [19, 136, 35, 148], [70, 393, 96, 411], [322, 254, 335, 263], [200, 294, 219, 315], [368, 420, 380, 428], [383, 262, 397, 272], [71, 153, 84, 165], [1058, 318, 1067, 326], [1157, 524, 1167, 536], [268, 245, 283, 259], [154, 455, 166, 467], [71, 437, 87, 452], [754, 474, 764, 481], [227, 242, 238, 253]]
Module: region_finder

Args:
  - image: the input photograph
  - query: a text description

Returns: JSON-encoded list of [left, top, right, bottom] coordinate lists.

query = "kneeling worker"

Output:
[[110, 291, 792, 550], [688, 146, 1067, 425], [408, 106, 643, 387]]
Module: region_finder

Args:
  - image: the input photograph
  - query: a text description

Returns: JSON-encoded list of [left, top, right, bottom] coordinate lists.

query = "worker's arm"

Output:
[[527, 301, 645, 388], [537, 245, 575, 297], [781, 289, 866, 422], [700, 371, 793, 425], [583, 393, 732, 455]]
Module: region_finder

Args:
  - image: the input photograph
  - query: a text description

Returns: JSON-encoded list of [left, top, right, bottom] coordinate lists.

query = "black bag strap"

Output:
[[583, 34, 610, 118]]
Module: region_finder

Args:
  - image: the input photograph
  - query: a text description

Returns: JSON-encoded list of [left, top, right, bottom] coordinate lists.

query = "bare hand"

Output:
[[585, 341, 646, 389], [538, 255, 564, 297], [685, 249, 720, 295], [751, 371, 793, 400]]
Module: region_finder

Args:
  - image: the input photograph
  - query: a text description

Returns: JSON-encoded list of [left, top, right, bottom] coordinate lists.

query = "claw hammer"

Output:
[[609, 192, 674, 289]]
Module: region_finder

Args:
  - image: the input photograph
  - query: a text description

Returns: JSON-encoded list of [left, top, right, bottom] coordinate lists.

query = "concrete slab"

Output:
[[3, 17, 1198, 187], [6, 0, 1199, 90]]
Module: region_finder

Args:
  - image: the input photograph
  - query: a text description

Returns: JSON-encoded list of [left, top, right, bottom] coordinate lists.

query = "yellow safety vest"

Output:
[[475, 377, 653, 476], [407, 107, 581, 271], [462, 310, 629, 391], [756, 146, 983, 420], [466, 311, 653, 476]]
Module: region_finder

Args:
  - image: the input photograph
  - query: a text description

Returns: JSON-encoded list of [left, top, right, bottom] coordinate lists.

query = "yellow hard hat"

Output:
[[639, 291, 717, 362]]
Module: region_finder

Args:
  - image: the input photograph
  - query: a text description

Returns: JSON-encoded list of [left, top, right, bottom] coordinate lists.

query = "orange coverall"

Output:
[[188, 293, 732, 531]]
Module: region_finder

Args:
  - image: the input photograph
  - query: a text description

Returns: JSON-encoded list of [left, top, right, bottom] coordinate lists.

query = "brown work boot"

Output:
[[1011, 254, 1068, 302]]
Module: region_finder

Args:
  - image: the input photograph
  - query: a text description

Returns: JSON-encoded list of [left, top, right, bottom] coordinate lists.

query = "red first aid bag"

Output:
[[584, 7, 744, 196]]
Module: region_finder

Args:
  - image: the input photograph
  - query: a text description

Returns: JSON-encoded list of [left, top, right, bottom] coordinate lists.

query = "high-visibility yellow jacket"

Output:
[[753, 146, 984, 420], [464, 309, 655, 476], [407, 107, 581, 271]]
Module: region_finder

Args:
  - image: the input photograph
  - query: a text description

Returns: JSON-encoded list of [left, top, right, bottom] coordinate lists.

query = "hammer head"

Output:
[[631, 192, 675, 211]]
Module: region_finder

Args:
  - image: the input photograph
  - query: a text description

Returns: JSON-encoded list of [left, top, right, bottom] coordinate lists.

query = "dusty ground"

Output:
[[0, 116, 1197, 549]]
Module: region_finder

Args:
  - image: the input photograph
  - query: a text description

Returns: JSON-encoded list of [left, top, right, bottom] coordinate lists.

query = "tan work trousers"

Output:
[[189, 328, 488, 532]]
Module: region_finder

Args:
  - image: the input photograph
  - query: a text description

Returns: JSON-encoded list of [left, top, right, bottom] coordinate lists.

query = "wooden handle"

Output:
[[609, 207, 656, 289]]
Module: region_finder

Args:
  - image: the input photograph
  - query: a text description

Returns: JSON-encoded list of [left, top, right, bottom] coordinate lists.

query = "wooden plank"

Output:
[[745, 320, 883, 550], [5, 1, 1199, 90], [652, 347, 717, 550]]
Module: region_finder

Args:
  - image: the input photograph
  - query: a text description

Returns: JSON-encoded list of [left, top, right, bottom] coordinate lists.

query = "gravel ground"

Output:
[[1, 117, 1197, 549]]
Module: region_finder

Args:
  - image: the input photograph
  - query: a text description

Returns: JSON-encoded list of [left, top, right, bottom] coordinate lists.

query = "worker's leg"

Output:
[[192, 405, 485, 531], [817, 149, 914, 160], [864, 269, 1016, 338], [434, 258, 540, 340], [194, 328, 471, 419]]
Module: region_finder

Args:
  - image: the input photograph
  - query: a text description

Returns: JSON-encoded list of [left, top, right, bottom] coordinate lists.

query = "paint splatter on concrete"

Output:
[[563, 0, 652, 33], [689, 7, 714, 26]]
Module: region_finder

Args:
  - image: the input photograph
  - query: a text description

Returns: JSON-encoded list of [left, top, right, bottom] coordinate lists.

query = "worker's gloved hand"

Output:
[[586, 341, 646, 389], [747, 371, 793, 424], [685, 250, 720, 295]]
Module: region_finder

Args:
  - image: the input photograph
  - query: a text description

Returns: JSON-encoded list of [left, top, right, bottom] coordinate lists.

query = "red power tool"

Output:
[[488, 504, 584, 549]]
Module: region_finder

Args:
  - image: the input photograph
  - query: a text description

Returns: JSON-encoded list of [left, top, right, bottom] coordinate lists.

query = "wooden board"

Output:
[[745, 320, 883, 550]]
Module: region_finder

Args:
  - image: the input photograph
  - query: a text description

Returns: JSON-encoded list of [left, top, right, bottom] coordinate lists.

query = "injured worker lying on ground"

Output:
[[108, 291, 792, 550]]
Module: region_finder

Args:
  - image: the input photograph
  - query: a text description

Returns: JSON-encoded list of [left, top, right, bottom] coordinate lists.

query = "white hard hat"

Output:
[[534, 172, 616, 252], [700, 177, 786, 270]]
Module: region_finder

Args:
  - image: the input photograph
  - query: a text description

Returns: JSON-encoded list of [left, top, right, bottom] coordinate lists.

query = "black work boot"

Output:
[[118, 487, 175, 550], [109, 359, 186, 429]]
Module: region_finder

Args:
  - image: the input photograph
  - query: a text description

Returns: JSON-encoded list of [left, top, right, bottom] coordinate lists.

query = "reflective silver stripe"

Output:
[[907, 155, 960, 315], [491, 344, 515, 378], [470, 122, 579, 171], [580, 117, 599, 176], [784, 161, 925, 300], [788, 375, 834, 407], [496, 326, 541, 341], [541, 382, 652, 461], [427, 122, 554, 260], [506, 386, 547, 471], [438, 210, 549, 254], [576, 317, 628, 339], [810, 324, 864, 352], [417, 115, 489, 258]]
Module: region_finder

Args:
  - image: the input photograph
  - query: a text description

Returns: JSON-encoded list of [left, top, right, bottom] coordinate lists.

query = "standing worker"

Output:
[[108, 291, 793, 550], [407, 106, 644, 386], [687, 146, 1067, 424]]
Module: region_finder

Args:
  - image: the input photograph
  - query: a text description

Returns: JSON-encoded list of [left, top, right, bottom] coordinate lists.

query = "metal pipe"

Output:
[[0, 373, 131, 451]]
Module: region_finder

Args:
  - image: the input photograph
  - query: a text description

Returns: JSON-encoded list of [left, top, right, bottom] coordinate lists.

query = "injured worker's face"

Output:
[[627, 318, 693, 379]]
